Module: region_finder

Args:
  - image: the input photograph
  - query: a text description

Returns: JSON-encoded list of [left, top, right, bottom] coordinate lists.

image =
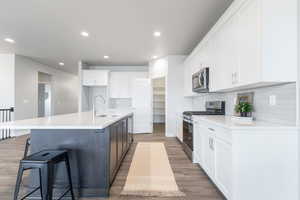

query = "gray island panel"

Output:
[[28, 115, 133, 198]]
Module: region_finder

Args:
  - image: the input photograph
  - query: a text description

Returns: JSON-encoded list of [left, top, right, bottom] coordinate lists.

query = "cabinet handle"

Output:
[[208, 128, 215, 132], [211, 139, 214, 151]]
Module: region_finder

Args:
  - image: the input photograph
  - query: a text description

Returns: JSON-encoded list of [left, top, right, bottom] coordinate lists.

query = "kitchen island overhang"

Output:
[[0, 111, 134, 198]]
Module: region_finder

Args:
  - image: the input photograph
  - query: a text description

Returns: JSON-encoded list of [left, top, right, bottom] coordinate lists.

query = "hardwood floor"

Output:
[[0, 124, 224, 200]]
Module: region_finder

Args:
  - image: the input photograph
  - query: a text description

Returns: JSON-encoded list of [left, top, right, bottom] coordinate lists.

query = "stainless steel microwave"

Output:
[[192, 67, 209, 93]]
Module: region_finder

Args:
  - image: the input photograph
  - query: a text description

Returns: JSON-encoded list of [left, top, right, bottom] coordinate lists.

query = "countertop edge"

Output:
[[192, 115, 299, 131], [0, 112, 134, 130]]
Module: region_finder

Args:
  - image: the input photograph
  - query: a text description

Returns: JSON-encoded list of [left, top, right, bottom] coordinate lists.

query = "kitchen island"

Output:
[[0, 111, 134, 198]]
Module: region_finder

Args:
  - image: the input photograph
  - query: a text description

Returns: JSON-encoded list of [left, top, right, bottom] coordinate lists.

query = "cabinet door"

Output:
[[221, 15, 239, 88], [193, 121, 203, 164], [82, 70, 109, 86], [237, 0, 261, 85], [127, 116, 133, 144], [202, 128, 215, 178], [215, 138, 232, 199], [210, 14, 239, 91], [211, 29, 226, 91], [122, 119, 128, 151], [117, 122, 123, 161], [110, 72, 130, 98], [109, 124, 118, 182]]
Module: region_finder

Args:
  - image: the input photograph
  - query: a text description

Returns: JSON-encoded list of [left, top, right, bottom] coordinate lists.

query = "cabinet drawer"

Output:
[[196, 120, 232, 144]]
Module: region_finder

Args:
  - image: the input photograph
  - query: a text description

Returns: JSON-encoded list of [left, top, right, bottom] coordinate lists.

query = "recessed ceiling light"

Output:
[[152, 55, 158, 59], [104, 55, 109, 59], [4, 38, 15, 43], [81, 31, 89, 37], [153, 31, 161, 37], [59, 62, 65, 66]]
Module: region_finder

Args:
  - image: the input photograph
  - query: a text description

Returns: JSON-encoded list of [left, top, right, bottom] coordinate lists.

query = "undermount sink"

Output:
[[97, 114, 108, 117]]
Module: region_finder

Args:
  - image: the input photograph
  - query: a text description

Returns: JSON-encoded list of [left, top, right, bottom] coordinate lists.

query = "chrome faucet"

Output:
[[92, 95, 106, 119]]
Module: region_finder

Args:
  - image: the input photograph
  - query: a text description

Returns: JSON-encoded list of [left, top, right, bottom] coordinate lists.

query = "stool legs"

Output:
[[14, 150, 76, 200], [13, 163, 24, 200], [65, 155, 75, 200], [40, 164, 54, 200]]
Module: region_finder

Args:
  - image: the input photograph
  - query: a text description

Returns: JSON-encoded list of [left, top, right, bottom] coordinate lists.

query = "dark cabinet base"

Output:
[[28, 115, 133, 198]]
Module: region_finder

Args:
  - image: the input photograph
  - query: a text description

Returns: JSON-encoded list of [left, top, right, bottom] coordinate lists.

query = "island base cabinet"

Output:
[[109, 124, 118, 183], [109, 118, 132, 184], [27, 115, 133, 199]]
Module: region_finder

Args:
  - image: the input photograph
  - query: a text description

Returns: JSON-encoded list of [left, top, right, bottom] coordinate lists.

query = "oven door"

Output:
[[183, 119, 193, 160]]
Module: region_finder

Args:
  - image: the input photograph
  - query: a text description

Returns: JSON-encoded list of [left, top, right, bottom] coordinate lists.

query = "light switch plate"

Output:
[[269, 95, 276, 106], [23, 99, 29, 104]]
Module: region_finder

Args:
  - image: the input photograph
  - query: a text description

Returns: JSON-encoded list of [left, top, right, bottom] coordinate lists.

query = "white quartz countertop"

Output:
[[0, 111, 133, 130], [192, 115, 298, 131]]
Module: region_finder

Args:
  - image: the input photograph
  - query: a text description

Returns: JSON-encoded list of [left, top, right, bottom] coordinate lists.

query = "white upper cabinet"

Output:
[[184, 0, 297, 94], [109, 72, 148, 98], [82, 70, 109, 86], [236, 0, 261, 86]]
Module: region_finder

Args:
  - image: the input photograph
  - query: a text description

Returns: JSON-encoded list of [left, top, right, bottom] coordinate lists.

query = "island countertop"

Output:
[[0, 111, 133, 130]]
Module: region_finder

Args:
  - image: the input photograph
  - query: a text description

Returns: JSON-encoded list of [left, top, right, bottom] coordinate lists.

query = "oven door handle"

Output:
[[183, 119, 192, 123]]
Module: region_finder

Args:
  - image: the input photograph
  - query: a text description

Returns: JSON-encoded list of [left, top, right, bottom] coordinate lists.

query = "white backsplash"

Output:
[[192, 83, 296, 125], [109, 98, 132, 110]]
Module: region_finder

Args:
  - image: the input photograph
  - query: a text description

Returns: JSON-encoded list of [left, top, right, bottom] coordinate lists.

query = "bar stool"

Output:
[[13, 149, 75, 200]]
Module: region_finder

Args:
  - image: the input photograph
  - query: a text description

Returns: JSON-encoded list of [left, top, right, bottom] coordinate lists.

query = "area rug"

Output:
[[121, 142, 185, 197]]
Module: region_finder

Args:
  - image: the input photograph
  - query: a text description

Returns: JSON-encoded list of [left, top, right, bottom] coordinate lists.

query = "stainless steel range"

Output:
[[182, 101, 225, 160]]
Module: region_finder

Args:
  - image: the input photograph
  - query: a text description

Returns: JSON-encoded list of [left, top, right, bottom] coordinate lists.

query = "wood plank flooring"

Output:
[[0, 124, 225, 200]]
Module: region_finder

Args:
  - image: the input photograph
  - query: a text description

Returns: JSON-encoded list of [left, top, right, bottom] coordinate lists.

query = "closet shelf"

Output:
[[153, 100, 165, 103]]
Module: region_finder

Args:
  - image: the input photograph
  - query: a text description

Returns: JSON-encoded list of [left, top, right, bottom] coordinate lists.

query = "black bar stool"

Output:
[[14, 149, 75, 200]]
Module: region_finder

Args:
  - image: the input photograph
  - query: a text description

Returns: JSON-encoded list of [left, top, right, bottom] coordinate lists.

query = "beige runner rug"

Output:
[[121, 142, 185, 197]]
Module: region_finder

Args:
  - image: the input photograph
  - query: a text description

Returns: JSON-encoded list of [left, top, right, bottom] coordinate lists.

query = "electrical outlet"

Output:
[[269, 95, 276, 106], [23, 99, 29, 104], [233, 97, 237, 105]]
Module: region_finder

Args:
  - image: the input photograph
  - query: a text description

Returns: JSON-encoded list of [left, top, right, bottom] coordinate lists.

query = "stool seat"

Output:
[[23, 150, 67, 163], [14, 149, 75, 200]]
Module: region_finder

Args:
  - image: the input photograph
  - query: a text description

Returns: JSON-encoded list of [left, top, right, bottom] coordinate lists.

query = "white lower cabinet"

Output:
[[192, 116, 297, 200], [199, 123, 231, 199], [202, 126, 215, 178], [215, 137, 232, 199], [193, 121, 202, 163]]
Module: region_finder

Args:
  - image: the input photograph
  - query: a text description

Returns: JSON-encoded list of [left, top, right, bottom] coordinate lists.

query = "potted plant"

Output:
[[235, 102, 253, 117]]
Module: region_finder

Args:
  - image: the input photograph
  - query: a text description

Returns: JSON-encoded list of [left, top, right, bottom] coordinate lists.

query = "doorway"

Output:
[[38, 72, 52, 117], [152, 78, 166, 135]]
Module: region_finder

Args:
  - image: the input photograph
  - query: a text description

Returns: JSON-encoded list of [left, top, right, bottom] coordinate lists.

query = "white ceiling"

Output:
[[0, 0, 232, 74]]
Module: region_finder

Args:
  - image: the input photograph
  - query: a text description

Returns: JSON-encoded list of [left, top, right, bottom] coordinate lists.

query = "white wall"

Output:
[[165, 56, 186, 138], [149, 56, 186, 138], [149, 58, 168, 79], [14, 55, 78, 120], [297, 2, 300, 200], [91, 65, 148, 72], [297, 0, 300, 125], [0, 54, 15, 108]]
